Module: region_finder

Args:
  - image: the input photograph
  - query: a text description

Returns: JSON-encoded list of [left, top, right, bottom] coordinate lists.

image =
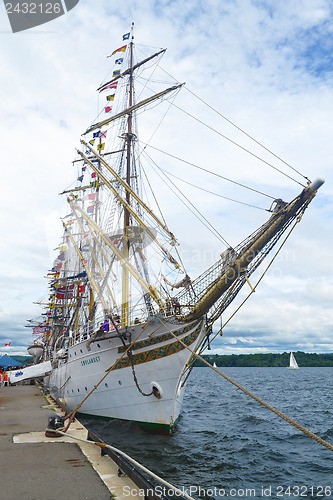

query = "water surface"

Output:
[[82, 367, 333, 499]]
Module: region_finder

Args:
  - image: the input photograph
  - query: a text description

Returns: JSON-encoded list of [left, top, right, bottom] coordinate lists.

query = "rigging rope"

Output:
[[141, 142, 277, 200], [159, 166, 270, 212], [207, 214, 303, 347], [151, 60, 308, 186], [185, 87, 310, 184], [140, 155, 170, 230], [141, 148, 232, 248], [170, 102, 306, 188]]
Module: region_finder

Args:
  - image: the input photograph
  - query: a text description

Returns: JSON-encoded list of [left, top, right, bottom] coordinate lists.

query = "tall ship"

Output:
[[26, 26, 323, 432]]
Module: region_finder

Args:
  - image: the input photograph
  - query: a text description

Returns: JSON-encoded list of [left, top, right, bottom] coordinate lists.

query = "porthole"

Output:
[[105, 383, 108, 388], [80, 349, 83, 353], [118, 380, 122, 385], [97, 343, 101, 348], [77, 388, 80, 392]]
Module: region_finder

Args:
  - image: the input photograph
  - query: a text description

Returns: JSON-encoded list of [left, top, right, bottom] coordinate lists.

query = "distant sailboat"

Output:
[[213, 362, 217, 368], [288, 352, 299, 370]]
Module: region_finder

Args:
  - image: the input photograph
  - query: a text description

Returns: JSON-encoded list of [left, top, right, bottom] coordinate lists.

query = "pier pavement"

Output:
[[0, 384, 141, 499]]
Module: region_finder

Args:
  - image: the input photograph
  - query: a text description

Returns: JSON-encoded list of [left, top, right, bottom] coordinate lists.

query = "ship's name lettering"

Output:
[[81, 356, 101, 366]]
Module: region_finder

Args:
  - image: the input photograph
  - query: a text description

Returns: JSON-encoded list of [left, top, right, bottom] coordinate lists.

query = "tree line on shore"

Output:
[[195, 352, 333, 367], [12, 352, 333, 368]]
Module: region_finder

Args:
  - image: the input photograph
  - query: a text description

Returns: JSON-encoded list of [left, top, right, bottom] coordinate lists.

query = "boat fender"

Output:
[[45, 414, 66, 438]]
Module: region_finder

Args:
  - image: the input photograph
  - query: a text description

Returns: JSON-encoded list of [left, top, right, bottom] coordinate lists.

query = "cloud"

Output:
[[0, 0, 332, 355]]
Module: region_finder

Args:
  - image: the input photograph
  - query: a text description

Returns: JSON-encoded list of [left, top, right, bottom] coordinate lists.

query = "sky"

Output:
[[0, 0, 332, 357]]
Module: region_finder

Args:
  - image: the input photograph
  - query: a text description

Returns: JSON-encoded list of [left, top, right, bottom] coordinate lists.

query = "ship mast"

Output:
[[122, 22, 135, 327]]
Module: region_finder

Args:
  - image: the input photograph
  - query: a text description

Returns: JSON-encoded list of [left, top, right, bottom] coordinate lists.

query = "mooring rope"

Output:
[[65, 324, 150, 420], [57, 376, 71, 391], [160, 319, 333, 453], [47, 429, 196, 500]]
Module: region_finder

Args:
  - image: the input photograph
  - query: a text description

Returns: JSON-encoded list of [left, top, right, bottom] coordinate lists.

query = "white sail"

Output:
[[288, 352, 299, 370]]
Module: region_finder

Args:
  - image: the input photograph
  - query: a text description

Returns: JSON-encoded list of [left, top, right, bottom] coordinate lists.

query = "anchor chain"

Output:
[[127, 348, 154, 397]]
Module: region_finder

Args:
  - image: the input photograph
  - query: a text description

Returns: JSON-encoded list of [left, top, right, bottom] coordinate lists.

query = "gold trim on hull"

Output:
[[117, 320, 201, 353], [113, 320, 204, 370]]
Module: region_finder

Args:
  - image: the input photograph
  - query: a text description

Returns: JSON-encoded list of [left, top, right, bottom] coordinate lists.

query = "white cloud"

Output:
[[0, 0, 332, 356]]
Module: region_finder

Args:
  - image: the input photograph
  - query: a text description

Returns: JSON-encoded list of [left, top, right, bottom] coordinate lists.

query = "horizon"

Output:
[[1, 349, 333, 359]]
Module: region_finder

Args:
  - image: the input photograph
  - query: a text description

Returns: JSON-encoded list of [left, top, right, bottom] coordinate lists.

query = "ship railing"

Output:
[[66, 302, 184, 348]]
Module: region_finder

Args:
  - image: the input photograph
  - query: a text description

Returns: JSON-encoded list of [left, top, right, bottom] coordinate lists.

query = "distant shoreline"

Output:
[[196, 352, 333, 367], [10, 352, 333, 369]]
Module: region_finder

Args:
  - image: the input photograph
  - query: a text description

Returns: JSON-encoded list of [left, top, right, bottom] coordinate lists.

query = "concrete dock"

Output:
[[0, 385, 142, 499]]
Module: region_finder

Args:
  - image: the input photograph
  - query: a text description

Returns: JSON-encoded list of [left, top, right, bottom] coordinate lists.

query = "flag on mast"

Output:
[[111, 45, 127, 55]]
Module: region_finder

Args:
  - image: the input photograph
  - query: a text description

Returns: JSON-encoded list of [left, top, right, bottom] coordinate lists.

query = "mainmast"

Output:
[[122, 22, 135, 327]]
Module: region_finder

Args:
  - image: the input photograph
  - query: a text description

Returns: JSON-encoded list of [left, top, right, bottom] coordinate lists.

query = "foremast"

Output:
[[122, 22, 135, 328]]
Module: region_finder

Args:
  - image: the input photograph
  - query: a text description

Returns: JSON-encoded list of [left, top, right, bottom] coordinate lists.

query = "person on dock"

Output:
[[3, 371, 9, 386]]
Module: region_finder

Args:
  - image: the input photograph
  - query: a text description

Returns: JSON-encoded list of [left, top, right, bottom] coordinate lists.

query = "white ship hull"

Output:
[[46, 318, 205, 432]]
